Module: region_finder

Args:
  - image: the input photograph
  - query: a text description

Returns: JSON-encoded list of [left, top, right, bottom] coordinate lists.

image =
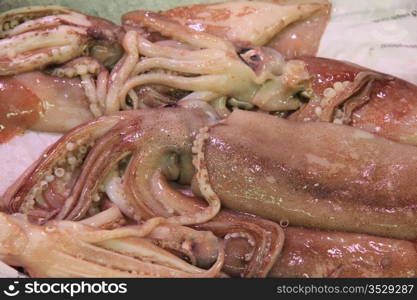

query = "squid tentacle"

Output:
[[2, 114, 125, 222], [122, 10, 235, 52], [0, 6, 123, 76], [291, 71, 392, 123], [105, 30, 139, 114], [0, 212, 225, 278], [193, 210, 285, 278]]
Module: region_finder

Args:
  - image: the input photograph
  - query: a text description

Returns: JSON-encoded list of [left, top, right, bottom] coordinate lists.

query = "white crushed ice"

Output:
[[0, 131, 60, 195]]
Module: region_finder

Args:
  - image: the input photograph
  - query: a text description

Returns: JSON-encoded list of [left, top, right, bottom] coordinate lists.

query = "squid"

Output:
[[161, 0, 331, 58], [3, 104, 417, 277], [110, 0, 329, 113], [0, 5, 123, 76], [0, 2, 330, 140], [1, 203, 416, 278], [3, 1, 417, 278], [270, 227, 417, 278], [111, 10, 312, 114], [0, 211, 226, 277], [200, 212, 417, 278], [0, 6, 125, 142], [290, 56, 417, 146], [2, 106, 218, 223], [195, 109, 417, 240]]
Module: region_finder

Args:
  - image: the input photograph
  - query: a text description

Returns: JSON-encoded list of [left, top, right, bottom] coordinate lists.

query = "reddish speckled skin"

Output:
[[294, 57, 417, 145], [0, 71, 94, 142], [298, 56, 364, 96], [0, 76, 40, 143], [161, 0, 331, 59], [202, 110, 417, 240], [270, 227, 417, 278]]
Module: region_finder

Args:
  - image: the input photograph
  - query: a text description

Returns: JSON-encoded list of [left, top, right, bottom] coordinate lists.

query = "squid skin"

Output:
[[199, 110, 417, 240], [16, 71, 95, 132], [160, 0, 331, 58], [0, 71, 94, 140], [269, 227, 417, 278], [293, 56, 417, 146]]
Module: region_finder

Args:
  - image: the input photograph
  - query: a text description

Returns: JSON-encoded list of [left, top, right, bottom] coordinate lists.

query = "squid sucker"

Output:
[[3, 0, 417, 278]]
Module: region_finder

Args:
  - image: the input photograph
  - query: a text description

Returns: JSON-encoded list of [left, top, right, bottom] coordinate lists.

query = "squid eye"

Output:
[[249, 54, 261, 61], [239, 49, 261, 62], [238, 48, 264, 73], [164, 103, 179, 108], [238, 48, 252, 55]]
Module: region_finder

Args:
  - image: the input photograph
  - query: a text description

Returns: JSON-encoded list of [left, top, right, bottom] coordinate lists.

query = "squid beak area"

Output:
[[84, 15, 126, 68], [192, 210, 284, 278], [161, 152, 195, 185], [236, 47, 313, 112], [88, 40, 124, 69], [222, 234, 254, 277]]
